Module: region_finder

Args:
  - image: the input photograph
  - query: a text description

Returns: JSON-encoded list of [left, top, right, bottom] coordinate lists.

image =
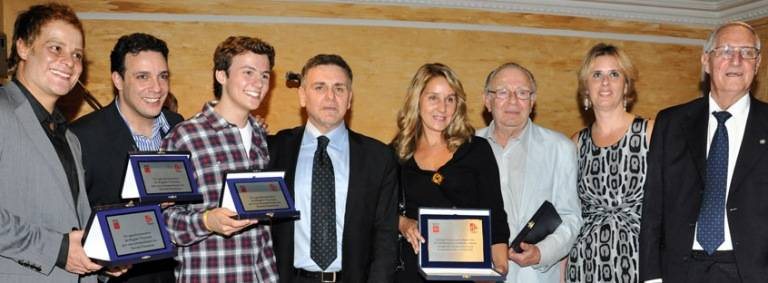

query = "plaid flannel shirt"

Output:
[[161, 101, 278, 283]]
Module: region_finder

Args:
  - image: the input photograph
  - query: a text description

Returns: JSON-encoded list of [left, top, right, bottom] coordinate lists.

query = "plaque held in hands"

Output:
[[418, 208, 504, 281], [82, 205, 175, 266], [219, 171, 300, 221], [121, 152, 203, 204]]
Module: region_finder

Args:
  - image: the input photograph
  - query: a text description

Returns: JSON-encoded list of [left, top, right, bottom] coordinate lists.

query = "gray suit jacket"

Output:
[[0, 81, 94, 282]]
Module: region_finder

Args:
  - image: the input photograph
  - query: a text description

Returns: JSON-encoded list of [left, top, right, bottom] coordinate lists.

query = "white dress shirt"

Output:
[[292, 121, 350, 272]]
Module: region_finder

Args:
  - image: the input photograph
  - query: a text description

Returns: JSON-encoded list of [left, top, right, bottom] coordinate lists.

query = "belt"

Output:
[[294, 268, 343, 282], [691, 250, 736, 262]]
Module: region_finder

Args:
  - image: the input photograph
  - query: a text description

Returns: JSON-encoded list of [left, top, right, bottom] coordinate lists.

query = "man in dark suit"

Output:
[[70, 33, 182, 282], [640, 22, 766, 283], [268, 54, 399, 283]]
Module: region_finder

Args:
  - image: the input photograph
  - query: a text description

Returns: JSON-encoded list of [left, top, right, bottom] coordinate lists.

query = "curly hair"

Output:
[[212, 36, 275, 99], [392, 63, 474, 162]]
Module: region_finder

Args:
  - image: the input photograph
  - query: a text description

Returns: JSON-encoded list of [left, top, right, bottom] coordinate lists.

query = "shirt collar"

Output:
[[483, 119, 530, 146], [303, 120, 349, 149], [200, 100, 253, 130], [115, 97, 171, 137], [708, 92, 750, 119], [13, 77, 67, 130]]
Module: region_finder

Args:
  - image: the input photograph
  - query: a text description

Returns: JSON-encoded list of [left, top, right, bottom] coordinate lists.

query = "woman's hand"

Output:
[[398, 215, 424, 253]]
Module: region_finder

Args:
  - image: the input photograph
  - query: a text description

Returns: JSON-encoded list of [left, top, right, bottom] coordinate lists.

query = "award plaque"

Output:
[[82, 205, 175, 266], [418, 208, 504, 281], [122, 152, 203, 203], [219, 171, 300, 220]]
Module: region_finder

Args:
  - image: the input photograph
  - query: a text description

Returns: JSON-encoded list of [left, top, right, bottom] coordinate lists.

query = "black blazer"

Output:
[[640, 96, 768, 282], [70, 101, 183, 206], [268, 126, 399, 283], [70, 101, 183, 282]]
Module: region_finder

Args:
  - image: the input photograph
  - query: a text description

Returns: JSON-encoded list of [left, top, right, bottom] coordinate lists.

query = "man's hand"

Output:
[[398, 216, 424, 254], [159, 202, 175, 209], [104, 264, 131, 277], [203, 208, 255, 236], [508, 242, 541, 267], [65, 230, 103, 275]]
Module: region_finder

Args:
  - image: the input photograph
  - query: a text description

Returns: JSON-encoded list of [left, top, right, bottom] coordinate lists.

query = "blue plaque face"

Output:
[[83, 205, 176, 266], [234, 179, 290, 211], [106, 211, 167, 256], [123, 152, 203, 204], [137, 160, 193, 194], [220, 171, 300, 221]]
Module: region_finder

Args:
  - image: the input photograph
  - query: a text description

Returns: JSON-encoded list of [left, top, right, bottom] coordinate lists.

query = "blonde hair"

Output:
[[577, 43, 638, 107], [392, 63, 474, 161]]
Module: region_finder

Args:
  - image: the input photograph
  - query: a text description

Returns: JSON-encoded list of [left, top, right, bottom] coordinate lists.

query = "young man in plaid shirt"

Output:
[[161, 36, 278, 282]]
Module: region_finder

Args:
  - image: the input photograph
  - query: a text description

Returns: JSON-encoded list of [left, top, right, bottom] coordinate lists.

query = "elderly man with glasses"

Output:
[[640, 21, 766, 283], [476, 62, 582, 283]]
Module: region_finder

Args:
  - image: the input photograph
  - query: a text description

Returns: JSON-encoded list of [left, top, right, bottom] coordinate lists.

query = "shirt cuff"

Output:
[[55, 233, 69, 269], [645, 279, 663, 283]]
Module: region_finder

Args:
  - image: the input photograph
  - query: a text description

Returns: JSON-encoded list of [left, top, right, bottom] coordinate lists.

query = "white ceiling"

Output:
[[338, 0, 768, 26]]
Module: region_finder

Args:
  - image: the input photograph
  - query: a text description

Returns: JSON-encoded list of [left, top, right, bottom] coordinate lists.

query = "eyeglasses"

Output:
[[709, 45, 760, 60], [486, 88, 534, 100]]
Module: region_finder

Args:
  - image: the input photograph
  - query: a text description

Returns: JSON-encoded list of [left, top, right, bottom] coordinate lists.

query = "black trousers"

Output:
[[291, 269, 344, 283], [687, 251, 741, 283]]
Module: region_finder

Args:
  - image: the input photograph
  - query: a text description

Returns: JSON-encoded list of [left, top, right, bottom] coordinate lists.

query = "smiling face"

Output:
[[586, 55, 627, 111], [484, 67, 535, 132], [114, 51, 169, 121], [216, 51, 271, 115], [299, 64, 353, 134], [16, 20, 83, 110], [418, 76, 458, 136], [703, 24, 761, 101]]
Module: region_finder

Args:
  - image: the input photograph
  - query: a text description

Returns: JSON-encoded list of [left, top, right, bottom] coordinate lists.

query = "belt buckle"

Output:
[[320, 272, 336, 283]]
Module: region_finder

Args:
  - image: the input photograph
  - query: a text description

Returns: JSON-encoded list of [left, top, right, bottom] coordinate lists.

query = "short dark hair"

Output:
[[300, 54, 353, 85], [212, 36, 275, 99], [110, 33, 169, 77], [8, 3, 83, 74]]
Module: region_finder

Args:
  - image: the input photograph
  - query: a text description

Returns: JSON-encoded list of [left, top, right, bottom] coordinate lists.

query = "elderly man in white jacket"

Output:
[[476, 62, 583, 283]]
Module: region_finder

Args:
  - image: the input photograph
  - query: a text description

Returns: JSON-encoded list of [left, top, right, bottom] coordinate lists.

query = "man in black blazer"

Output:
[[70, 33, 182, 282], [640, 22, 766, 283], [268, 54, 399, 283]]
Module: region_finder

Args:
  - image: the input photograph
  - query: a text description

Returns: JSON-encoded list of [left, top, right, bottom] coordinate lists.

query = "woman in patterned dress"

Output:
[[566, 43, 654, 283]]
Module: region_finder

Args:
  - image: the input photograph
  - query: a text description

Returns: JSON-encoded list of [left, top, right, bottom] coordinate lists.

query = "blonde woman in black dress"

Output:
[[393, 63, 509, 282]]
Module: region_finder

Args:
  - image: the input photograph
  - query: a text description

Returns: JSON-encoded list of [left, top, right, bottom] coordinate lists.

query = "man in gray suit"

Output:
[[0, 3, 125, 282]]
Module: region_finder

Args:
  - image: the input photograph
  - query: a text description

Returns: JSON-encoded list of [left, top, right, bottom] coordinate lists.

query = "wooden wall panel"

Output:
[[2, 1, 734, 142], [749, 17, 768, 102]]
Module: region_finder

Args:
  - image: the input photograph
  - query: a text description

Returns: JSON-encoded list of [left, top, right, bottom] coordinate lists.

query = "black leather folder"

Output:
[[509, 200, 562, 253]]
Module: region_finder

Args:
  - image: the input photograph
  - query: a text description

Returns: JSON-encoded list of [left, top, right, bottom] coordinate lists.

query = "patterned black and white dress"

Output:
[[566, 117, 649, 283]]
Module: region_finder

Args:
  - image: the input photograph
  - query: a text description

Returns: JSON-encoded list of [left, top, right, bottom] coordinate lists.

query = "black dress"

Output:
[[396, 137, 510, 283]]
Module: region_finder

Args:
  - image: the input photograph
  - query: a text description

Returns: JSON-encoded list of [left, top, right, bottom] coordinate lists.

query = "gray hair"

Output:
[[483, 62, 537, 94], [703, 21, 761, 53], [700, 21, 761, 86]]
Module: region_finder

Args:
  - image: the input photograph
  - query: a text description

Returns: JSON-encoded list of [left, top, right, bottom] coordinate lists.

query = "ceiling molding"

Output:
[[328, 0, 768, 27]]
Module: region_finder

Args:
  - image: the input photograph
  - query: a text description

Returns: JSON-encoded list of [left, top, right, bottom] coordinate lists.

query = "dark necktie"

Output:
[[697, 111, 731, 255], [311, 136, 337, 270]]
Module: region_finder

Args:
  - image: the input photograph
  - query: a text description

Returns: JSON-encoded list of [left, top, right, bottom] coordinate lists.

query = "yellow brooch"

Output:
[[432, 172, 444, 185]]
